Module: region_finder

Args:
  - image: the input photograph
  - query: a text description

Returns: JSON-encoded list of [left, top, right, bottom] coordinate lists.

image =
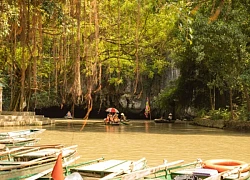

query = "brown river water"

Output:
[[1, 119, 250, 166]]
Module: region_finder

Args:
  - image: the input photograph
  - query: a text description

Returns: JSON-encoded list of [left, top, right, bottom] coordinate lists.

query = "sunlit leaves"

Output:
[[0, 1, 19, 39]]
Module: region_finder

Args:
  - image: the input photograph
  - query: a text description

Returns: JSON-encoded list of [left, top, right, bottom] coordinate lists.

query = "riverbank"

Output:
[[193, 117, 250, 132]]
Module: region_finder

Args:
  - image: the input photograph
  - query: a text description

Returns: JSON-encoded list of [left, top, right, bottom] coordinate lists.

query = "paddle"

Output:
[[119, 159, 184, 180], [100, 158, 146, 180]]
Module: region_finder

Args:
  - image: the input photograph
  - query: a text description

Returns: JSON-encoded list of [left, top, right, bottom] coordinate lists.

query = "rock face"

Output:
[[0, 111, 54, 126], [193, 118, 250, 132], [193, 118, 225, 128], [119, 67, 180, 112]]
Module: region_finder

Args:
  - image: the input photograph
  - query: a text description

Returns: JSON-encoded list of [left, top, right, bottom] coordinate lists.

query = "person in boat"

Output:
[[120, 113, 127, 121], [109, 113, 114, 123], [104, 114, 109, 124], [113, 113, 120, 123], [167, 113, 173, 120], [65, 111, 73, 119], [104, 113, 112, 124]]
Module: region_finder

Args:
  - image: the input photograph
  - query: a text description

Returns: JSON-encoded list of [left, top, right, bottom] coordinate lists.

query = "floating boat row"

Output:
[[23, 157, 249, 180], [0, 144, 78, 179], [1, 129, 249, 180], [0, 128, 46, 147]]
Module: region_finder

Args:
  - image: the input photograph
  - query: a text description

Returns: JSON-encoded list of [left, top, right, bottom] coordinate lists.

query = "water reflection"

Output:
[[1, 119, 250, 166]]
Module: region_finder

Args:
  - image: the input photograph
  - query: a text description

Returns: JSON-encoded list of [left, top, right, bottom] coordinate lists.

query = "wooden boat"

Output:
[[0, 144, 78, 180], [154, 118, 176, 123], [67, 157, 147, 179], [117, 159, 184, 180], [26, 157, 146, 179], [142, 159, 250, 180], [0, 128, 46, 140], [120, 120, 130, 125], [27, 157, 105, 180], [0, 137, 40, 147], [104, 120, 120, 126]]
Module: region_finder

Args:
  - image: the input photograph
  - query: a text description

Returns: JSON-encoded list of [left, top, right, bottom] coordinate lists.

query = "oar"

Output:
[[100, 158, 146, 180], [120, 160, 184, 180], [24, 155, 81, 180], [204, 163, 250, 180]]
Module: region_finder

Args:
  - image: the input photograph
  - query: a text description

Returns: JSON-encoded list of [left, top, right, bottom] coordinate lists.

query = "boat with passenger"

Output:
[[154, 113, 176, 123], [104, 108, 121, 125]]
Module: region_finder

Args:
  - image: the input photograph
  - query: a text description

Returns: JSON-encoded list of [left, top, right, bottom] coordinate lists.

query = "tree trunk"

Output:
[[229, 88, 234, 120], [243, 85, 250, 114], [134, 1, 140, 94], [19, 0, 28, 111], [72, 0, 82, 116]]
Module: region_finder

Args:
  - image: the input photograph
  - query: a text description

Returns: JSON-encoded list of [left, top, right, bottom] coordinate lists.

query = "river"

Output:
[[1, 119, 250, 166]]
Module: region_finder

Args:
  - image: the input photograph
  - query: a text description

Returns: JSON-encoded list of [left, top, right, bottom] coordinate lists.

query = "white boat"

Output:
[[68, 157, 147, 179], [143, 159, 250, 180], [0, 128, 46, 140], [0, 144, 78, 179]]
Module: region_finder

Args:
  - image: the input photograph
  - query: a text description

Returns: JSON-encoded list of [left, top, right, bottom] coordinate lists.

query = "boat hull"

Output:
[[154, 119, 176, 123]]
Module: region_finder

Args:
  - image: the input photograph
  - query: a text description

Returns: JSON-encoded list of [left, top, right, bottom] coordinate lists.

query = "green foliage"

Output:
[[196, 108, 207, 118], [170, 0, 250, 113], [208, 109, 230, 120], [30, 91, 60, 109], [153, 83, 177, 111]]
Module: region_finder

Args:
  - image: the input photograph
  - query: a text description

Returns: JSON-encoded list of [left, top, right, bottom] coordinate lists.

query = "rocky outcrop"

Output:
[[193, 118, 225, 128], [193, 118, 250, 132]]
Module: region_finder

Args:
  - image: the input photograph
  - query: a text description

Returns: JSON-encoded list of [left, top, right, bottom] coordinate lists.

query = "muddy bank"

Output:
[[193, 118, 250, 132]]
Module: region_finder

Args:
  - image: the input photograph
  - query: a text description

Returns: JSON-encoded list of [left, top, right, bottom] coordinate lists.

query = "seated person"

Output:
[[104, 113, 113, 123], [104, 114, 110, 124], [120, 113, 127, 121], [168, 113, 173, 120], [109, 113, 114, 121], [65, 111, 73, 119], [113, 113, 120, 123]]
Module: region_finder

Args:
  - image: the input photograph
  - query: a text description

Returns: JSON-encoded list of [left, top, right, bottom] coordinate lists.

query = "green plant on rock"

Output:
[[196, 108, 207, 118], [208, 108, 230, 120]]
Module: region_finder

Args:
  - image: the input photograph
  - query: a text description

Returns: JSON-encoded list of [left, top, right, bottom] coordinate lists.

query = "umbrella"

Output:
[[106, 108, 119, 113]]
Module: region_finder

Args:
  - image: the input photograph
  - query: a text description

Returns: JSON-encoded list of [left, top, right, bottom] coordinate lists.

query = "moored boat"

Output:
[[0, 144, 78, 179], [68, 157, 147, 179], [143, 159, 250, 180], [0, 137, 40, 147], [0, 128, 46, 140]]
